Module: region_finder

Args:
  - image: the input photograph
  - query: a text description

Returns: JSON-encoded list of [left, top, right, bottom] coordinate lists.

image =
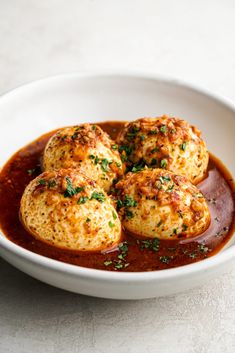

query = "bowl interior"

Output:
[[0, 73, 235, 254]]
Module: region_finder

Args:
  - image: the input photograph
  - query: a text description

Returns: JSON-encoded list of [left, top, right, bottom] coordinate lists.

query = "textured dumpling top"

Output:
[[20, 169, 122, 251], [117, 116, 209, 184], [115, 168, 210, 240], [42, 124, 123, 192]]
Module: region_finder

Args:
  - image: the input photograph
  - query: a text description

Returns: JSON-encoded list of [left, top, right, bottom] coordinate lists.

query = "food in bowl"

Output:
[[43, 123, 123, 192], [115, 168, 210, 240], [20, 169, 121, 251], [0, 116, 234, 272], [117, 116, 208, 184]]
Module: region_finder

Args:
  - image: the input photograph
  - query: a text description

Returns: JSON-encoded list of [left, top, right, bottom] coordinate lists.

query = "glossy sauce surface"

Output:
[[0, 122, 234, 272]]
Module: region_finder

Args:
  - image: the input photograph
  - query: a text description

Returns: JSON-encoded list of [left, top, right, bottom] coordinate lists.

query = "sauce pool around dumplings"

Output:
[[0, 121, 234, 272]]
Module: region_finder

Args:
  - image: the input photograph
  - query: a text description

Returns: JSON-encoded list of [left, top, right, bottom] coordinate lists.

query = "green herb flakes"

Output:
[[159, 256, 172, 264], [38, 179, 46, 185], [160, 125, 167, 134], [123, 195, 137, 207], [104, 260, 113, 266], [112, 211, 117, 220], [90, 191, 106, 203], [27, 168, 36, 175], [140, 238, 160, 252], [64, 177, 84, 198], [160, 159, 168, 169], [125, 210, 134, 219], [180, 142, 187, 151], [77, 196, 89, 204], [159, 175, 171, 184], [108, 221, 115, 228], [198, 244, 209, 253], [48, 179, 57, 188]]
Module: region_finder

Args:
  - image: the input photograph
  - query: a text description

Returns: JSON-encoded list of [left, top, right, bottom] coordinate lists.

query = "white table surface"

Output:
[[1, 1, 235, 352]]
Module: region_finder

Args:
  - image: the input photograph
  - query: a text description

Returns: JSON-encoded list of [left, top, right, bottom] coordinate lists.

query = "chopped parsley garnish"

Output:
[[86, 217, 91, 223], [198, 244, 209, 253], [119, 242, 128, 253], [100, 158, 110, 172], [48, 179, 57, 188], [160, 159, 168, 169], [189, 253, 197, 259], [180, 142, 187, 151], [182, 224, 188, 231], [159, 256, 172, 264], [77, 196, 89, 204], [111, 144, 118, 150], [90, 191, 106, 203], [71, 132, 79, 140], [157, 220, 162, 227], [27, 168, 36, 175], [118, 253, 126, 260], [125, 210, 134, 219], [160, 125, 167, 134], [119, 145, 132, 155], [108, 221, 115, 228], [117, 199, 123, 208], [166, 184, 174, 193], [104, 260, 113, 266], [89, 155, 112, 172], [103, 242, 129, 270], [94, 156, 99, 165], [114, 261, 124, 269], [151, 147, 159, 154], [117, 195, 137, 220], [127, 126, 140, 140], [123, 195, 137, 207], [61, 134, 68, 141], [131, 160, 146, 173], [150, 158, 158, 166], [149, 129, 158, 135], [140, 134, 145, 141], [64, 177, 84, 198], [121, 154, 127, 162], [117, 195, 137, 209], [159, 175, 171, 184], [140, 238, 160, 252], [119, 144, 132, 162], [112, 211, 117, 220], [92, 125, 97, 131], [38, 178, 57, 188]]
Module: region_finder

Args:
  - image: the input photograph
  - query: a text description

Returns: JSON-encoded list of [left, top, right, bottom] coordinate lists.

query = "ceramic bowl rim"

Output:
[[0, 70, 235, 283]]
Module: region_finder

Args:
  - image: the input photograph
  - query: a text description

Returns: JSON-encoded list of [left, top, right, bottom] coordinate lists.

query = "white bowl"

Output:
[[0, 72, 235, 300]]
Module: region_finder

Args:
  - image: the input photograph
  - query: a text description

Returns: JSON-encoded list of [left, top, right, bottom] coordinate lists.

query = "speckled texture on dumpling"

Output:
[[115, 168, 210, 240], [117, 116, 209, 184], [42, 123, 123, 192], [20, 169, 122, 251]]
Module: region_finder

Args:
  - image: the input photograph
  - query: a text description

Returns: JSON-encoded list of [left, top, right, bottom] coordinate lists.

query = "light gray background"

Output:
[[1, 1, 235, 352]]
